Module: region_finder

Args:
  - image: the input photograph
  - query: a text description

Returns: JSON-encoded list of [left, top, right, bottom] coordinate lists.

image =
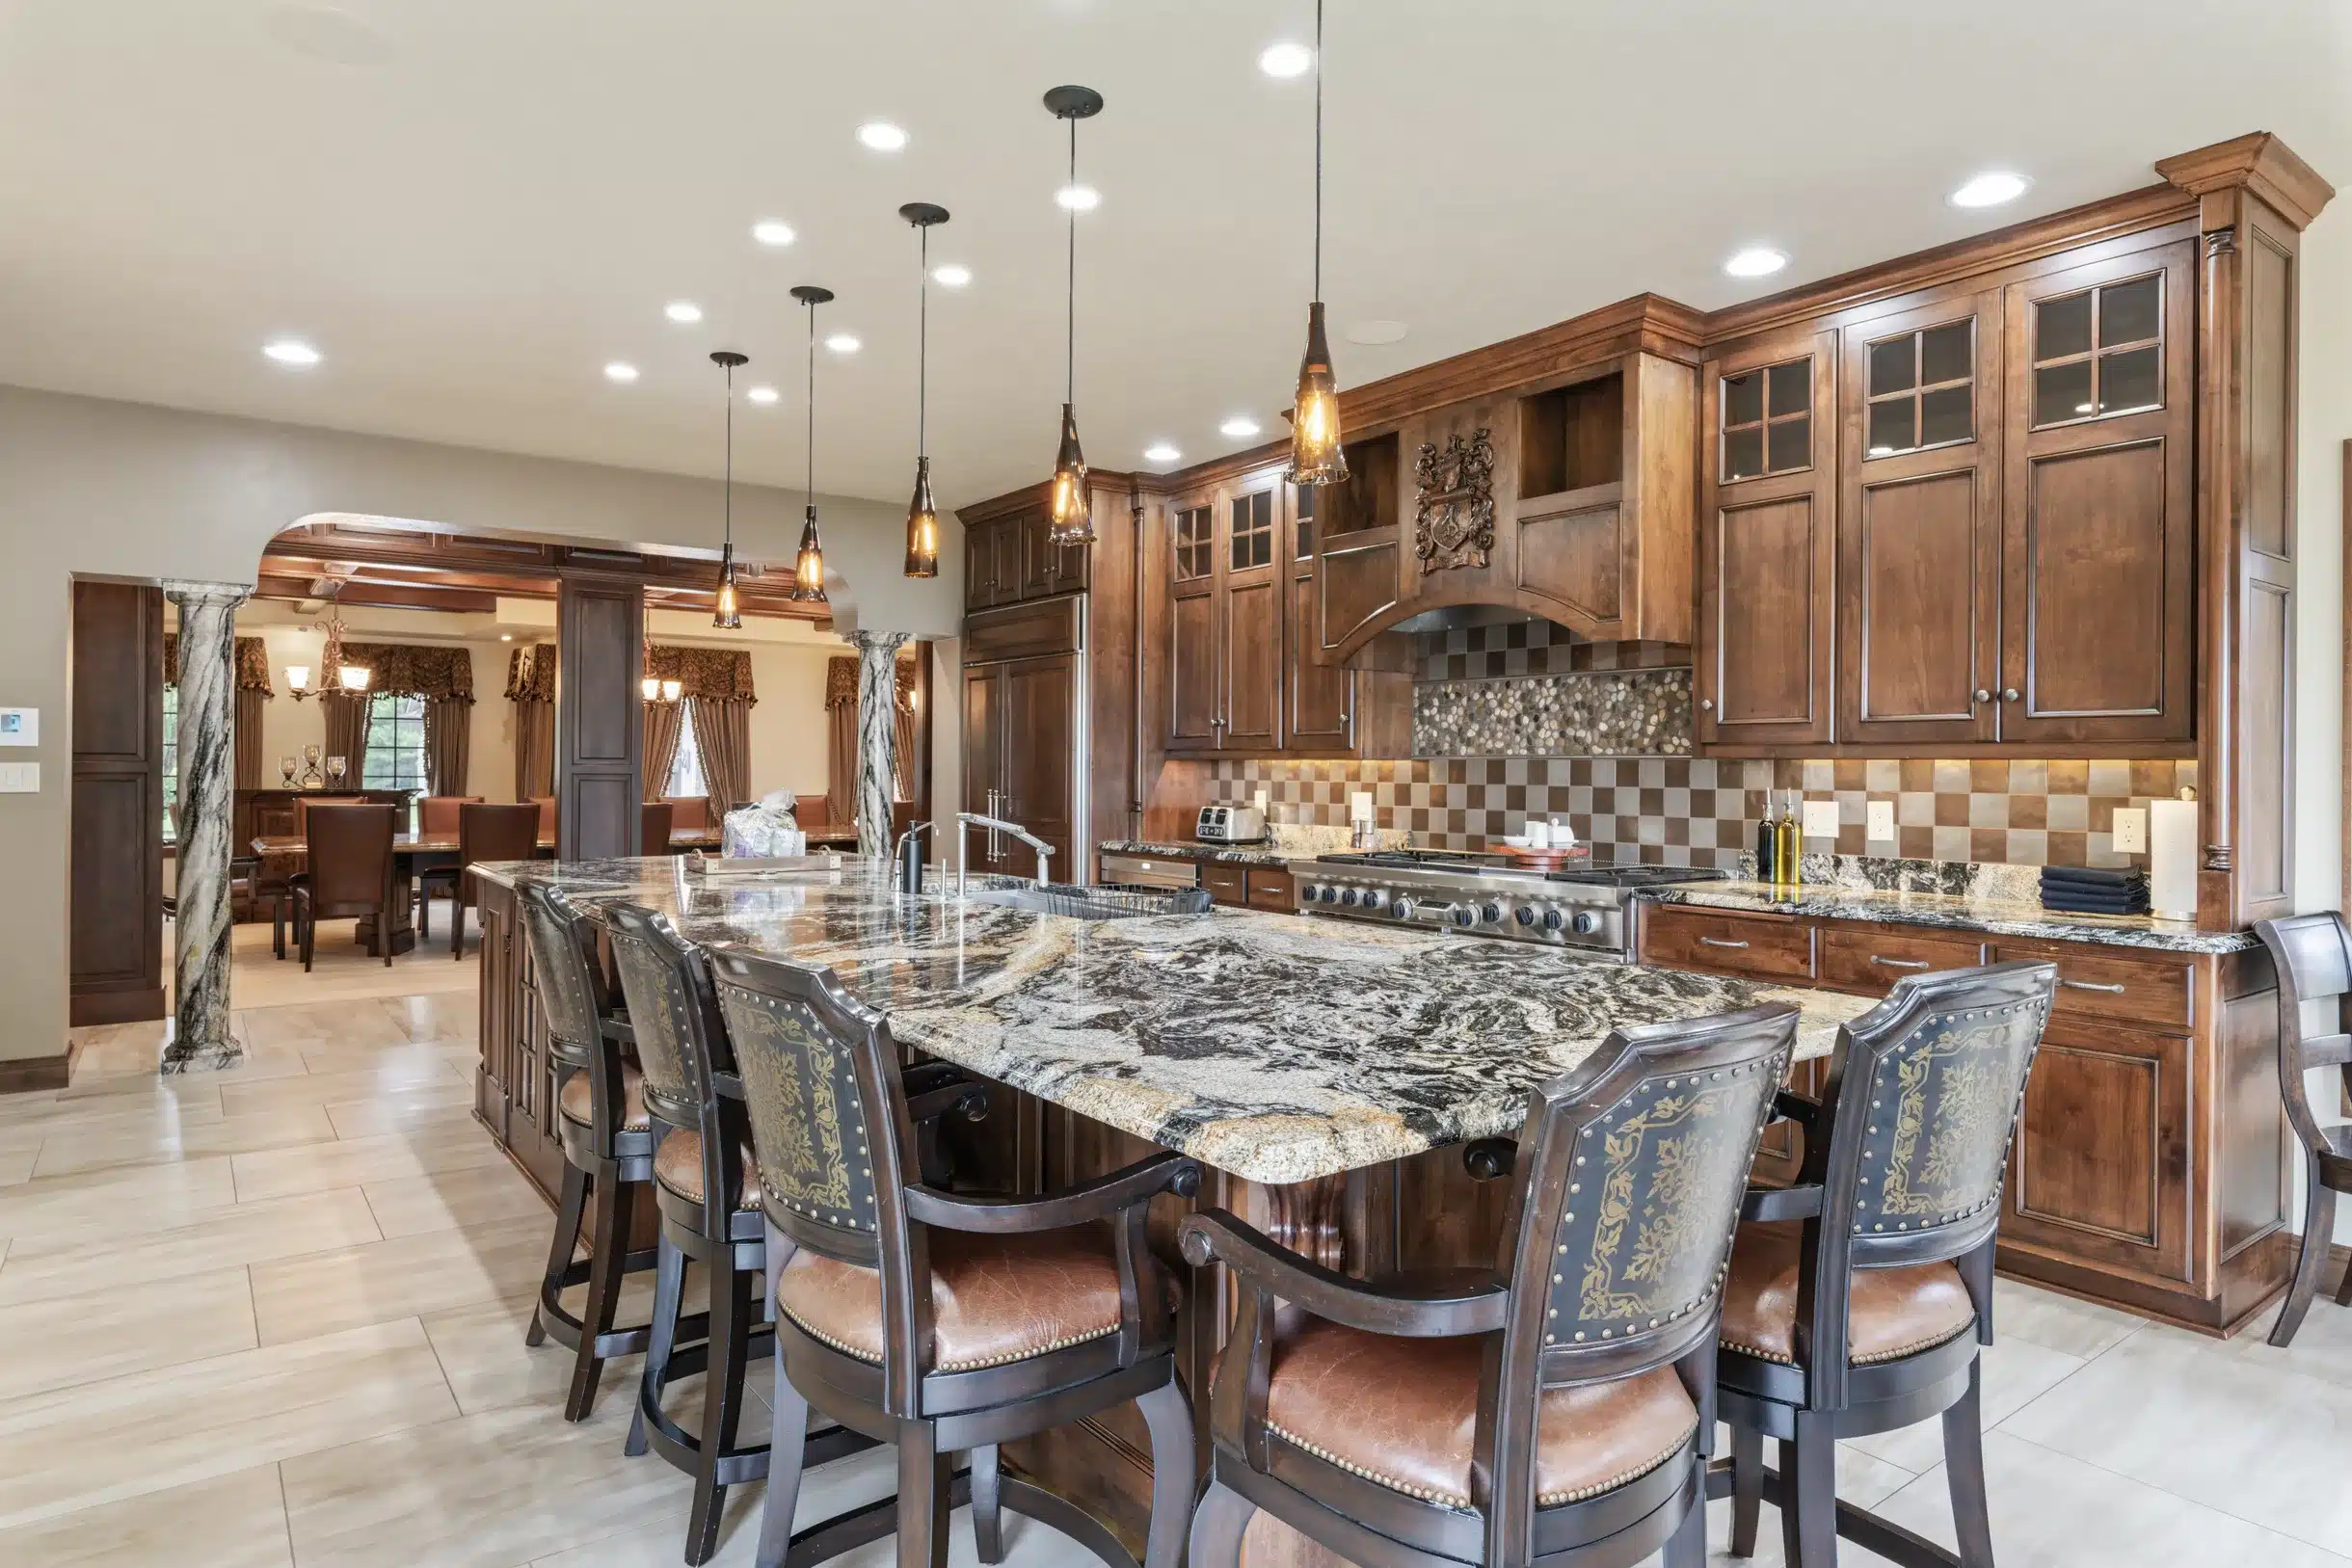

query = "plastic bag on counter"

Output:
[[722, 790, 809, 857]]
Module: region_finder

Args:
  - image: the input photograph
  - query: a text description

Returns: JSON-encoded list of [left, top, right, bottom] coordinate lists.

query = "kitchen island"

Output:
[[466, 855, 1871, 1563]]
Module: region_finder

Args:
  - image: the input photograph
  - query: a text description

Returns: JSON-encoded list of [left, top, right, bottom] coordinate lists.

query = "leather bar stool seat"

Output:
[[777, 1224, 1171, 1373], [652, 1129, 762, 1210], [1718, 1220, 1976, 1367], [559, 1064, 649, 1132], [1260, 1316, 1697, 1509]]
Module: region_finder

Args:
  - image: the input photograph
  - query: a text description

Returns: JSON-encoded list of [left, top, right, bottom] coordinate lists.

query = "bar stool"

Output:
[[2253, 913, 2352, 1347], [1718, 961, 2056, 1568], [704, 946, 1200, 1568], [517, 882, 660, 1422], [1182, 1004, 1798, 1568]]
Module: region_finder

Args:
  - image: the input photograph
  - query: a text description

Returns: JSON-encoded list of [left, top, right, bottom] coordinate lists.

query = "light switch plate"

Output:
[[1866, 800, 1896, 841], [0, 762, 38, 793], [1802, 798, 1840, 840], [2111, 807, 2148, 853], [0, 707, 37, 746]]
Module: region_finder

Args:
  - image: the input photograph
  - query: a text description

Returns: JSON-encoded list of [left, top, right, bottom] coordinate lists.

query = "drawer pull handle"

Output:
[[2061, 979, 2126, 994], [1697, 937, 1751, 949], [1871, 956, 1930, 970]]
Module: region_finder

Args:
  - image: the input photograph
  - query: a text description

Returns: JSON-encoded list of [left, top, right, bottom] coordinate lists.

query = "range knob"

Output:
[[1513, 906, 1537, 927], [1360, 889, 1386, 911], [1480, 902, 1504, 925], [1340, 888, 1361, 907], [1391, 897, 1415, 919], [1571, 910, 1604, 936], [1540, 907, 1565, 932], [1297, 883, 1320, 904], [1450, 906, 1477, 928], [1319, 885, 1341, 905]]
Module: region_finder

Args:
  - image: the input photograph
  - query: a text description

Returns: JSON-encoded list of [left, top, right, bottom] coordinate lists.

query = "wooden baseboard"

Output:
[[0, 1046, 75, 1094]]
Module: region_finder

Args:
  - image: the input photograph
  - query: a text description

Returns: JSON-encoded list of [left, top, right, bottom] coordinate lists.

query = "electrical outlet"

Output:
[[1866, 799, 1896, 841], [1253, 787, 1270, 814], [2112, 807, 2148, 853], [1802, 798, 1840, 840]]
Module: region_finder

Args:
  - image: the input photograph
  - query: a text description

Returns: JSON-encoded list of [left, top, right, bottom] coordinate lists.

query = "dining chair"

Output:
[[531, 794, 557, 840], [291, 803, 399, 970], [517, 882, 662, 1422], [417, 794, 481, 837], [1182, 1003, 1799, 1568], [293, 793, 366, 834], [641, 800, 677, 856], [664, 795, 712, 838], [419, 802, 541, 958], [1718, 960, 2056, 1568], [2253, 912, 2352, 1347], [707, 945, 1200, 1568]]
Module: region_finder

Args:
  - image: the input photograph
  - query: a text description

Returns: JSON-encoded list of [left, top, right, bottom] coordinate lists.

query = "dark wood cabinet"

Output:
[[1160, 481, 1286, 755], [69, 581, 165, 1027], [961, 597, 1082, 879], [1200, 864, 1294, 911], [964, 505, 1088, 613], [1697, 329, 1839, 748]]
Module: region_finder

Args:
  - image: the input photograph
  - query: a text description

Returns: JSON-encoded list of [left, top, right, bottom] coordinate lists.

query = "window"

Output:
[[1720, 358, 1811, 480], [666, 717, 708, 799], [161, 684, 178, 839], [1172, 505, 1214, 581], [1229, 490, 1274, 571], [2032, 274, 2163, 428], [1863, 318, 1975, 458], [362, 692, 429, 791], [1294, 484, 1316, 560]]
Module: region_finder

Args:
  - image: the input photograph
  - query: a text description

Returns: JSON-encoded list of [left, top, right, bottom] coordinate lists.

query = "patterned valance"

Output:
[[647, 645, 757, 704], [824, 654, 919, 710], [505, 643, 556, 703], [163, 635, 274, 695], [339, 642, 475, 703]]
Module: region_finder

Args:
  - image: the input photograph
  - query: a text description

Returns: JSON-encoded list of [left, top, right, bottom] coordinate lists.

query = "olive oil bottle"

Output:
[[1774, 790, 1803, 890]]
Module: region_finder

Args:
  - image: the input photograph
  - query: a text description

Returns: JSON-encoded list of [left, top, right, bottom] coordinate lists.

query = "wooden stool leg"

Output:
[[684, 1259, 757, 1566], [626, 1231, 686, 1458], [1728, 1422, 1764, 1556], [2273, 1156, 2336, 1346], [1943, 1359, 1994, 1568], [1187, 1478, 1255, 1568], [1663, 1472, 1709, 1568], [564, 1167, 626, 1422], [527, 1160, 588, 1347], [755, 1347, 811, 1568], [894, 1420, 951, 1568], [1136, 1376, 1194, 1568], [970, 1445, 1003, 1563], [1785, 1412, 1836, 1568]]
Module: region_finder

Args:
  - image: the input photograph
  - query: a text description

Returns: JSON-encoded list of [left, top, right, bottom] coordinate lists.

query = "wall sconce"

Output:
[[285, 665, 313, 700]]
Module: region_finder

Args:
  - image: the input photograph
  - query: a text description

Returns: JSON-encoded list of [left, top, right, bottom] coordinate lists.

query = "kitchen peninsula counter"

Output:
[[1638, 878, 2258, 955], [469, 856, 1868, 1185]]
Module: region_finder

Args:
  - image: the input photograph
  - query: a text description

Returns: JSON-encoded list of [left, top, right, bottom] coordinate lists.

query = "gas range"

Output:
[[1295, 851, 1730, 958]]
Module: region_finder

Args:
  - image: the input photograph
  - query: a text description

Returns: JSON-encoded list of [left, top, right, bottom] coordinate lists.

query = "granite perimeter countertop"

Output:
[[1636, 879, 2258, 955], [473, 856, 1871, 1184], [1097, 838, 1309, 870]]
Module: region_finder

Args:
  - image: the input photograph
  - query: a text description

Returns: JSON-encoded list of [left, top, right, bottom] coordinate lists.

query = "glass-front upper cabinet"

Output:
[[2030, 273, 2164, 428], [1862, 317, 1975, 458], [1719, 357, 1812, 482], [1228, 489, 1275, 572], [1171, 503, 1214, 584]]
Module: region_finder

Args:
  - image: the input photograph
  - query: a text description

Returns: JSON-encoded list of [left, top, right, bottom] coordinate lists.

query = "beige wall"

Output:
[[2, 385, 964, 1064], [241, 624, 519, 800], [742, 642, 839, 807]]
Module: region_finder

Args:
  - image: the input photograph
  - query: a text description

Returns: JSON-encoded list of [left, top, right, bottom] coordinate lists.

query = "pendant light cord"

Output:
[[1065, 116, 1077, 404], [1313, 0, 1323, 300], [805, 297, 817, 509], [918, 225, 929, 458], [722, 359, 734, 549]]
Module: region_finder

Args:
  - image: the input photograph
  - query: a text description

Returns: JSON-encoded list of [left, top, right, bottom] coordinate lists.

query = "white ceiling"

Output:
[[3, 0, 2348, 514]]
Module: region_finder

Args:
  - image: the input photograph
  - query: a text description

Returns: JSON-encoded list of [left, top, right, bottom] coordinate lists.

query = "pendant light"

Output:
[[788, 284, 834, 604], [1043, 85, 1103, 547], [1286, 1, 1348, 486], [708, 350, 748, 627], [900, 202, 949, 578]]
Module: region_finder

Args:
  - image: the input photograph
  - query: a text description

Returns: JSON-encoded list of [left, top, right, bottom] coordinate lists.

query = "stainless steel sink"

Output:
[[964, 882, 1214, 920]]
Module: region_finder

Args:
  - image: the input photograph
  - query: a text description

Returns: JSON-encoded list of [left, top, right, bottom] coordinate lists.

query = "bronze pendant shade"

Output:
[[1285, 1, 1348, 486], [788, 283, 833, 604], [1044, 85, 1103, 547], [902, 202, 949, 578], [709, 350, 748, 627]]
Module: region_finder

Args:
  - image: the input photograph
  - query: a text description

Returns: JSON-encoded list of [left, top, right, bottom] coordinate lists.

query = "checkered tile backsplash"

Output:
[[1210, 757, 2198, 871]]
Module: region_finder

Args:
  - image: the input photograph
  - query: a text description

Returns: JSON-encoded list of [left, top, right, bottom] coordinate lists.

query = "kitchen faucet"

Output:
[[955, 811, 1055, 894]]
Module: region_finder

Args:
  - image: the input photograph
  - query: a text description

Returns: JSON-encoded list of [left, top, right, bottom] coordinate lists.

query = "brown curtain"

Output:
[[645, 644, 757, 702], [892, 691, 918, 803], [234, 687, 267, 790], [514, 701, 553, 802], [688, 696, 751, 813], [320, 691, 370, 781], [337, 642, 475, 702], [643, 702, 685, 801], [827, 703, 858, 825], [423, 696, 470, 796]]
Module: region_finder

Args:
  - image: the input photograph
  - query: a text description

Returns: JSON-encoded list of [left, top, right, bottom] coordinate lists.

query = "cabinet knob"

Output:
[[1697, 698, 1714, 712], [1973, 689, 1991, 703], [2001, 687, 2020, 703]]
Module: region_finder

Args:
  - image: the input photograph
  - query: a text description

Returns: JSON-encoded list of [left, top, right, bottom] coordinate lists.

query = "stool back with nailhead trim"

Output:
[[519, 882, 636, 1156], [604, 901, 744, 1236]]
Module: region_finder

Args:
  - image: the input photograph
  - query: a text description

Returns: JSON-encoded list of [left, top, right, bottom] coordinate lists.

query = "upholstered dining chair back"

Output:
[[419, 795, 481, 836], [457, 802, 542, 871], [641, 801, 677, 855], [302, 804, 397, 914], [295, 794, 366, 834]]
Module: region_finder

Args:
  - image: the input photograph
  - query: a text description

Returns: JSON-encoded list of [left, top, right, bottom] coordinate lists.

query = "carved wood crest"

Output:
[[1412, 428, 1496, 573]]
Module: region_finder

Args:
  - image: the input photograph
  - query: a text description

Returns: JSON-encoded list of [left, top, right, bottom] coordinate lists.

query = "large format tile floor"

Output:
[[2, 992, 2335, 1566]]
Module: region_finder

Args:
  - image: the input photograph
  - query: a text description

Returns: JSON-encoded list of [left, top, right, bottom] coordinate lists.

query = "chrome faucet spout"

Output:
[[955, 811, 1056, 892]]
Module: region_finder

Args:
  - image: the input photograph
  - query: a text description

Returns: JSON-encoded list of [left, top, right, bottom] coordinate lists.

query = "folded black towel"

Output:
[[2042, 890, 2151, 915], [2041, 864, 2148, 890]]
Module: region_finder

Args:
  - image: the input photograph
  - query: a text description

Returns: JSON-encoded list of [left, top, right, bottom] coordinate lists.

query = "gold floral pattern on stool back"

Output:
[[602, 903, 713, 1120], [518, 883, 603, 1065], [710, 959, 882, 1239], [1514, 1008, 1795, 1350]]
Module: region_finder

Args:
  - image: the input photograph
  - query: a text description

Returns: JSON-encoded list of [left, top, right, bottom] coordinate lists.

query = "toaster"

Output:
[[1195, 805, 1268, 844]]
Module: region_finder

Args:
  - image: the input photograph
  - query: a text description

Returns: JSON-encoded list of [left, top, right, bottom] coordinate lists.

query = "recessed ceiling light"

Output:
[[263, 339, 321, 367], [1949, 171, 2029, 209], [857, 121, 908, 152], [930, 263, 972, 288], [824, 333, 861, 355], [1346, 318, 1407, 346], [751, 220, 796, 247], [1143, 442, 1182, 465], [1056, 183, 1101, 212], [1723, 247, 1788, 279], [746, 385, 779, 405], [602, 360, 639, 383], [1219, 415, 1261, 439], [664, 301, 703, 324], [499, 633, 514, 642], [1258, 41, 1313, 78]]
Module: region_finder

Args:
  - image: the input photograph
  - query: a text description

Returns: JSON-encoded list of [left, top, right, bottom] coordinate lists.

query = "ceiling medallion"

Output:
[[1412, 429, 1496, 573]]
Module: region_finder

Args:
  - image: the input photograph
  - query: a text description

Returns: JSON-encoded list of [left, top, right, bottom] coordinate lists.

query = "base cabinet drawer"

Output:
[[1243, 867, 1296, 912], [1818, 927, 1991, 995], [1201, 864, 1249, 908], [1638, 906, 1816, 981], [1990, 942, 2194, 1031]]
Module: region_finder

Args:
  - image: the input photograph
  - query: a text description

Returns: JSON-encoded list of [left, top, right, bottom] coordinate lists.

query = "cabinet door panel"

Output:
[[1999, 241, 2195, 743], [1167, 591, 1218, 751], [961, 666, 1002, 867], [1286, 573, 1353, 749], [1000, 655, 1076, 874], [1222, 578, 1281, 751], [2004, 1017, 2190, 1283], [964, 520, 999, 611]]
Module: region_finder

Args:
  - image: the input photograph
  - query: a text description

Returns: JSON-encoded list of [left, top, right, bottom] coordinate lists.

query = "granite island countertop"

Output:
[[472, 856, 1872, 1184], [1636, 879, 2258, 955]]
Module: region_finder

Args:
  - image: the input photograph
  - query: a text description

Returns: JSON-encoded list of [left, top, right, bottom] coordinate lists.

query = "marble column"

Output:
[[161, 581, 250, 1074], [850, 630, 912, 860]]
